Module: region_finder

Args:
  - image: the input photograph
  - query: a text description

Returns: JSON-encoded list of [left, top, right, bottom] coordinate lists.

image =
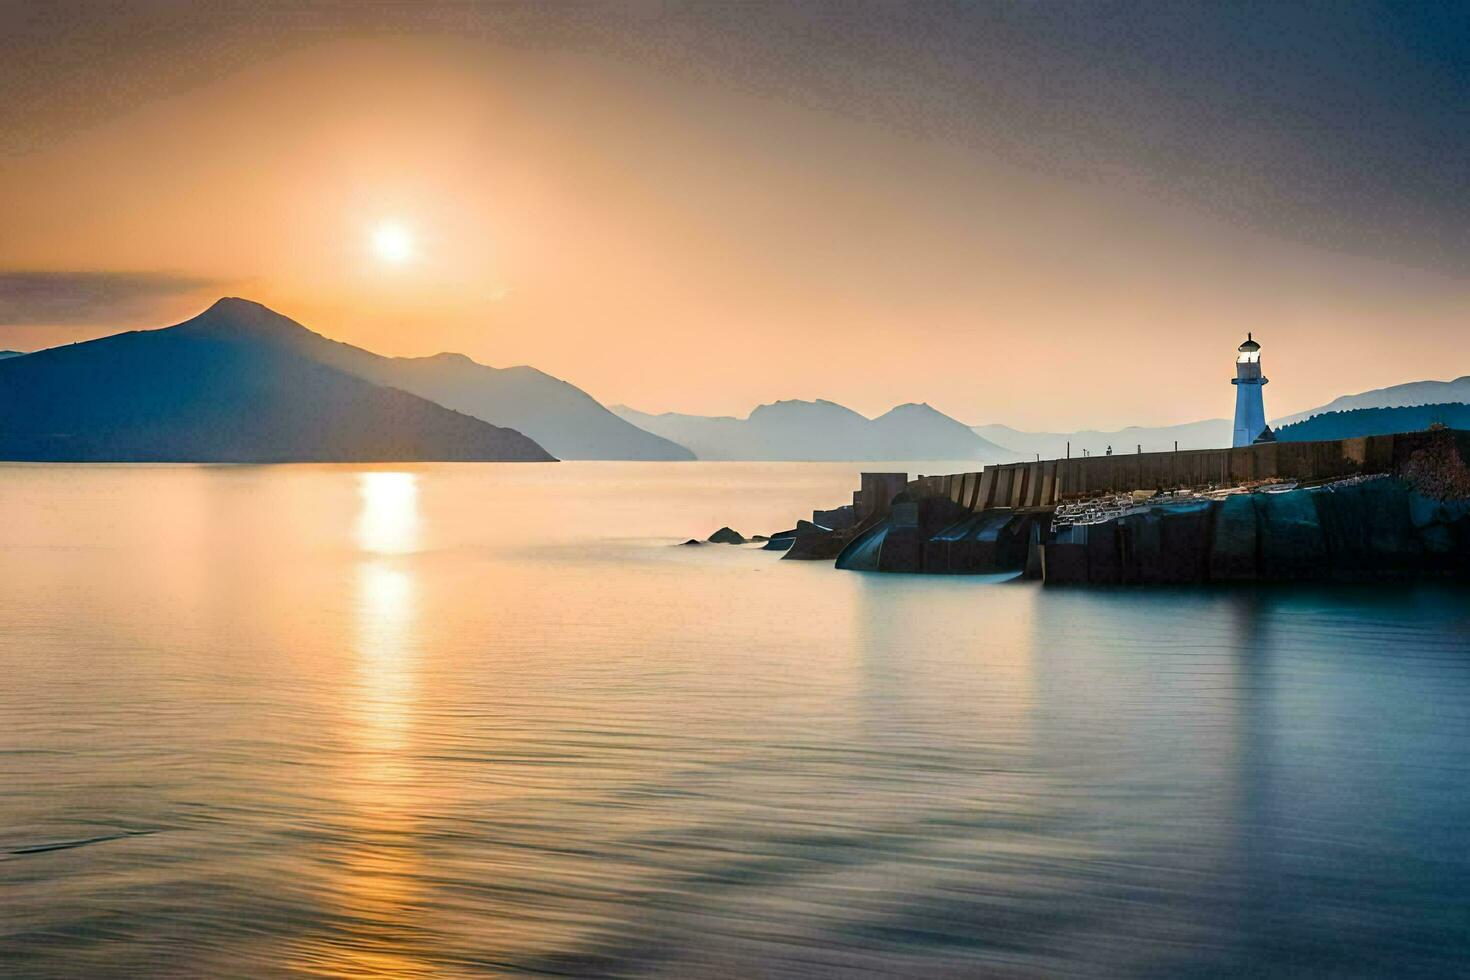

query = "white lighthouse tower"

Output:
[[1231, 333, 1270, 447]]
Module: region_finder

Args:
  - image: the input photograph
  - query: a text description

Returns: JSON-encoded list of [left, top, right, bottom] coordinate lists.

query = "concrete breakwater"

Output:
[[1040, 476, 1469, 584], [909, 430, 1439, 511], [769, 429, 1470, 584]]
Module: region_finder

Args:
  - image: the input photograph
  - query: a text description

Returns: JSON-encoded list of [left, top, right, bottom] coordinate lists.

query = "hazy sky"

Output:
[[2, 1, 1466, 428]]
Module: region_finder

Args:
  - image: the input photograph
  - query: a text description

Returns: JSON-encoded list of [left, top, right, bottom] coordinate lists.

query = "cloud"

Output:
[[0, 270, 229, 325]]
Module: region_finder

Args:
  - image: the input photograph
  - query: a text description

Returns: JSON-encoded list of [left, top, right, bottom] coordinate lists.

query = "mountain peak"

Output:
[[206, 296, 269, 314], [626, 396, 1008, 461], [185, 297, 313, 341], [0, 298, 555, 463], [749, 398, 866, 422]]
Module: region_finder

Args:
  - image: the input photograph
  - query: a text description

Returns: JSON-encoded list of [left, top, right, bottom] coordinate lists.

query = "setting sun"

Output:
[[371, 222, 415, 264]]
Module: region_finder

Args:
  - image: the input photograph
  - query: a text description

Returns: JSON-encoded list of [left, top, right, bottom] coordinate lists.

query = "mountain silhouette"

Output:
[[0, 298, 554, 462], [0, 350, 25, 359], [1276, 402, 1470, 441], [613, 399, 1011, 461], [298, 347, 693, 461], [1273, 375, 1470, 428], [972, 419, 1233, 459], [971, 372, 1470, 458]]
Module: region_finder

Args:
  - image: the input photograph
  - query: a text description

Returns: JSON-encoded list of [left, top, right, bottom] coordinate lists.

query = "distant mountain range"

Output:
[[0, 298, 692, 463], [1277, 402, 1470, 442], [972, 419, 1234, 460], [302, 346, 691, 461], [1272, 376, 1470, 427], [613, 400, 1012, 461], [2, 297, 1463, 464], [975, 375, 1470, 457], [0, 299, 553, 463]]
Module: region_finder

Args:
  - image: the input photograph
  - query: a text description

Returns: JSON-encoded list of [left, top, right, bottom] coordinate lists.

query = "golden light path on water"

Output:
[[293, 471, 431, 977], [354, 471, 422, 557]]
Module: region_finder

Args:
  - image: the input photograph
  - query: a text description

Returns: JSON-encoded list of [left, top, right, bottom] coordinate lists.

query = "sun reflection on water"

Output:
[[354, 561, 416, 757], [354, 472, 421, 556], [292, 471, 434, 977]]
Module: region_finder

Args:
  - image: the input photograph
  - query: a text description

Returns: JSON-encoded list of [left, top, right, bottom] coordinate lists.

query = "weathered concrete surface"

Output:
[[812, 505, 856, 530], [1039, 543, 1087, 584], [854, 472, 908, 521], [908, 428, 1470, 510], [835, 499, 1043, 574], [761, 528, 798, 551], [1208, 494, 1258, 582], [1256, 491, 1327, 579], [1084, 519, 1122, 584], [834, 521, 887, 571], [1314, 479, 1419, 576], [797, 429, 1470, 582], [1024, 531, 1044, 579], [780, 520, 848, 560], [1043, 504, 1210, 585], [871, 496, 925, 572], [1040, 477, 1470, 585], [924, 511, 1028, 573]]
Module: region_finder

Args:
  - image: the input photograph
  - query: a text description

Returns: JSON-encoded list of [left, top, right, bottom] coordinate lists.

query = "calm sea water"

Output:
[[2, 462, 1468, 978]]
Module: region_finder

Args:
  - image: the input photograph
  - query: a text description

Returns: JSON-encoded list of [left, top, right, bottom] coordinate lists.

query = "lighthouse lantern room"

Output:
[[1231, 333, 1270, 447]]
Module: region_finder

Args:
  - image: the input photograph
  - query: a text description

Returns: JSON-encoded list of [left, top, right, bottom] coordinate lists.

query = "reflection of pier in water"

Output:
[[1012, 589, 1279, 969]]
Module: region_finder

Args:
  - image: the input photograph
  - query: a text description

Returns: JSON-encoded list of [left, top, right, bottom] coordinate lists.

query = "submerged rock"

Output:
[[707, 526, 746, 545]]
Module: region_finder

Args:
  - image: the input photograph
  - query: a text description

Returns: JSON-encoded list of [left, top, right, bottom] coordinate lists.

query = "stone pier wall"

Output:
[[907, 431, 1464, 511], [1038, 478, 1470, 584]]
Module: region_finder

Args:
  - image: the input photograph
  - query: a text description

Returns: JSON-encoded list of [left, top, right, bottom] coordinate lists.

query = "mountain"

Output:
[[301, 348, 692, 461], [872, 403, 1012, 459], [1274, 376, 1470, 428], [0, 350, 25, 359], [972, 419, 1233, 460], [1276, 402, 1470, 442], [0, 298, 554, 462], [612, 399, 1013, 461], [970, 373, 1470, 458]]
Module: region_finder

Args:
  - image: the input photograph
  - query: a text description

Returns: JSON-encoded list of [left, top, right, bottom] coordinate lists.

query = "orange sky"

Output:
[[2, 15, 1466, 429]]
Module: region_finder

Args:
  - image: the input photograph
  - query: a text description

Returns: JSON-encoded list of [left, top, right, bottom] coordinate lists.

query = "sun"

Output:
[[371, 222, 414, 264]]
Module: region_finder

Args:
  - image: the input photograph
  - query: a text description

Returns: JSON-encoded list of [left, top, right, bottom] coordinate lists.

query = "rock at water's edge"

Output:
[[707, 526, 746, 545]]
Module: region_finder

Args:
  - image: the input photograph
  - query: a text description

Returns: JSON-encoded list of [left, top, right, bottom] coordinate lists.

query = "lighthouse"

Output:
[[1231, 333, 1270, 447]]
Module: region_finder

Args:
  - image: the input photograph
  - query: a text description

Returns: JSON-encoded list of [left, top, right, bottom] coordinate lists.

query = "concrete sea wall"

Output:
[[832, 478, 1470, 582], [909, 430, 1465, 511], [823, 429, 1470, 583], [1039, 478, 1470, 584]]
